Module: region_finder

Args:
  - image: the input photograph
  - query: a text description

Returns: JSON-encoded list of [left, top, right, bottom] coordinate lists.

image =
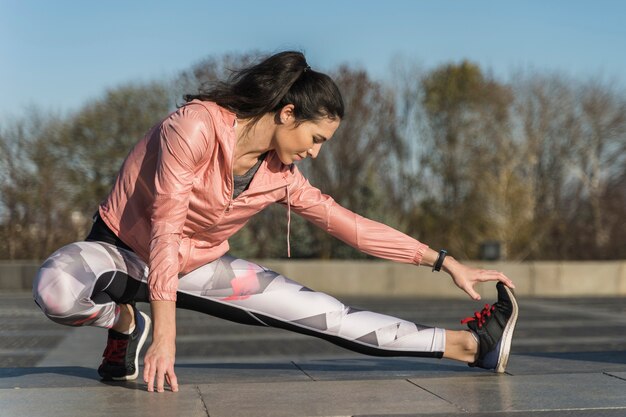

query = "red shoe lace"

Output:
[[461, 304, 496, 329], [102, 338, 129, 364]]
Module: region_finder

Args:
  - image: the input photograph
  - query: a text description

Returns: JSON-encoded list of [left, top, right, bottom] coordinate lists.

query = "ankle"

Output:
[[464, 330, 479, 361], [443, 330, 480, 363], [111, 304, 135, 333]]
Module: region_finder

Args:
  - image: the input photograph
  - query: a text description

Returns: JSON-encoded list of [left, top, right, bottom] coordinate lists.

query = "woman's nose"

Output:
[[308, 144, 322, 158]]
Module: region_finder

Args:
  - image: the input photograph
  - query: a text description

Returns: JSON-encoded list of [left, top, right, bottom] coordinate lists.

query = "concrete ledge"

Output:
[[259, 259, 626, 298], [0, 261, 40, 292], [3, 259, 625, 297]]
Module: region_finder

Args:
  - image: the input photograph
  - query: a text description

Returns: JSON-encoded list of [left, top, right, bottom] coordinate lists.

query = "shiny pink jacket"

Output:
[[99, 100, 428, 301]]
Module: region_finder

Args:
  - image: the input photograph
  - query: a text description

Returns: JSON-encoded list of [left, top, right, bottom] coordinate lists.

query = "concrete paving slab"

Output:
[[294, 357, 483, 381], [359, 410, 626, 417], [172, 362, 312, 384], [506, 351, 626, 375], [197, 379, 460, 417], [606, 371, 626, 381], [37, 326, 106, 367], [0, 362, 311, 389], [0, 385, 207, 417], [3, 365, 626, 416], [409, 373, 626, 413]]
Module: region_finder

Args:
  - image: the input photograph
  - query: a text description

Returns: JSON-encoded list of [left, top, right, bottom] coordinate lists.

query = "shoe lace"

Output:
[[461, 304, 496, 329], [102, 338, 129, 364]]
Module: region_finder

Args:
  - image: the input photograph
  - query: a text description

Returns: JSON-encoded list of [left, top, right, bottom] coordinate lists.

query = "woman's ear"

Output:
[[278, 104, 295, 124]]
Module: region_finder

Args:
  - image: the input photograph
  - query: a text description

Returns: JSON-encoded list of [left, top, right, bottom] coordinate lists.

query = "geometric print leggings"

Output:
[[33, 241, 445, 358]]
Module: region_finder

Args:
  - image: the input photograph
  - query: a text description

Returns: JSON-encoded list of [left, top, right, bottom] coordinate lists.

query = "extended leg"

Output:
[[176, 255, 447, 358]]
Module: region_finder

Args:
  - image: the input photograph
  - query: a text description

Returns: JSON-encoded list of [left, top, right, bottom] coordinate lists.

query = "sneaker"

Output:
[[461, 282, 519, 373], [98, 306, 151, 381]]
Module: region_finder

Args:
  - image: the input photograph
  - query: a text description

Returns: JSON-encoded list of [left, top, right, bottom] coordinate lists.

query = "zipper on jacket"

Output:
[[285, 181, 291, 258], [226, 143, 235, 213]]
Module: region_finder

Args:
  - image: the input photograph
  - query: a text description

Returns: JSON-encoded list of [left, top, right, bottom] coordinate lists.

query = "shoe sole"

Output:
[[112, 311, 151, 381], [495, 285, 518, 373]]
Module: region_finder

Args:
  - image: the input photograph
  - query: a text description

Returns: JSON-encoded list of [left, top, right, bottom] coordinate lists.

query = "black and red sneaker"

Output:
[[98, 306, 151, 381], [461, 282, 518, 373]]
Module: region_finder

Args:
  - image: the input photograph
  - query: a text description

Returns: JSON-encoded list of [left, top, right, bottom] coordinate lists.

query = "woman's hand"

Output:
[[143, 337, 178, 392], [443, 256, 515, 300], [144, 300, 179, 392]]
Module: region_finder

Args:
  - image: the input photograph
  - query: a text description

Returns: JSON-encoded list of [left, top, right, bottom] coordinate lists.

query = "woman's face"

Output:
[[273, 106, 340, 165]]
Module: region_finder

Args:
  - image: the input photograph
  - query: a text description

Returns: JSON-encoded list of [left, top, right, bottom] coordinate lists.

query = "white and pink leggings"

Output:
[[33, 241, 445, 358]]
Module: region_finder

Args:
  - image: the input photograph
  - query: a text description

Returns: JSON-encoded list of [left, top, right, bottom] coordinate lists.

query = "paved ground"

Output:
[[1, 291, 626, 416]]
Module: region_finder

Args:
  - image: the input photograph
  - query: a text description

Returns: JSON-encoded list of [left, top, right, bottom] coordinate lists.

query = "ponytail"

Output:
[[184, 51, 344, 123]]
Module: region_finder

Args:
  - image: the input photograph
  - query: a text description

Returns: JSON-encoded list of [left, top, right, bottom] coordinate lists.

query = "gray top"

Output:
[[232, 153, 266, 199]]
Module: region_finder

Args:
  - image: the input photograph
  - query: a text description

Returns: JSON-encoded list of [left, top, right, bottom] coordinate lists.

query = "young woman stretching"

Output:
[[33, 51, 518, 393]]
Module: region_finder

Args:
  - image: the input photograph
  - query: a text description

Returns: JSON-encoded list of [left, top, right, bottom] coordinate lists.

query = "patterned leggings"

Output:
[[33, 241, 445, 358]]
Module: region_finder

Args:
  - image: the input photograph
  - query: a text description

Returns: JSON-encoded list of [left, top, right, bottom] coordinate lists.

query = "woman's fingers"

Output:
[[156, 365, 166, 392], [143, 361, 151, 385], [457, 267, 516, 301], [165, 368, 179, 392], [142, 336, 178, 392], [463, 284, 482, 301], [477, 269, 516, 288], [144, 359, 156, 392], [144, 357, 178, 392]]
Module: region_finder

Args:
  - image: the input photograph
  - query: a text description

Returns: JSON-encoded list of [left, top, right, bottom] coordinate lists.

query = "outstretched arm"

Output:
[[285, 169, 515, 300]]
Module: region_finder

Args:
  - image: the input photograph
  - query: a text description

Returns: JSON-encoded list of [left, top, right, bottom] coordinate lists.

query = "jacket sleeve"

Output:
[[284, 167, 429, 265], [148, 105, 215, 301]]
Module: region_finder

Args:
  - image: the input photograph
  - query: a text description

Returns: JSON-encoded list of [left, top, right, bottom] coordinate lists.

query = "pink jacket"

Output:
[[100, 100, 428, 301]]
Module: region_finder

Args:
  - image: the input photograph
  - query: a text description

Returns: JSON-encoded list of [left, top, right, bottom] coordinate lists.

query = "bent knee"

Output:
[[33, 243, 99, 323], [33, 268, 80, 320]]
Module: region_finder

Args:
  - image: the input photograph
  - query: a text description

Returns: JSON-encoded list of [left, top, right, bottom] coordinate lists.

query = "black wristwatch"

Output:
[[432, 249, 447, 272]]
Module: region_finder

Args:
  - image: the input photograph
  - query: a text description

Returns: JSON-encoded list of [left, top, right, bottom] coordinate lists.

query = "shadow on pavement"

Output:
[[522, 350, 626, 365], [0, 366, 145, 391], [0, 366, 95, 380]]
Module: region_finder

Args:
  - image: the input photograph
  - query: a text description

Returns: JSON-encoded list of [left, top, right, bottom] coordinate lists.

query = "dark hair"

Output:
[[184, 51, 344, 124]]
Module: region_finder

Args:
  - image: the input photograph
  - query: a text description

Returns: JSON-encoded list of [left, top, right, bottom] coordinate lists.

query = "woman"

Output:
[[33, 51, 518, 393]]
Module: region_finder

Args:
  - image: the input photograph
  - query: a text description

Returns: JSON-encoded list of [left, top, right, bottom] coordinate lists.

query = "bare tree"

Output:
[[413, 61, 524, 259], [0, 111, 73, 259], [0, 82, 172, 260], [513, 73, 626, 259], [603, 170, 626, 258], [570, 79, 626, 253], [511, 73, 578, 258]]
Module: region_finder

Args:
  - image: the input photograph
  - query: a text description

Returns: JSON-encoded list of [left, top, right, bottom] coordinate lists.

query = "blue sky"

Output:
[[1, 0, 625, 119]]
